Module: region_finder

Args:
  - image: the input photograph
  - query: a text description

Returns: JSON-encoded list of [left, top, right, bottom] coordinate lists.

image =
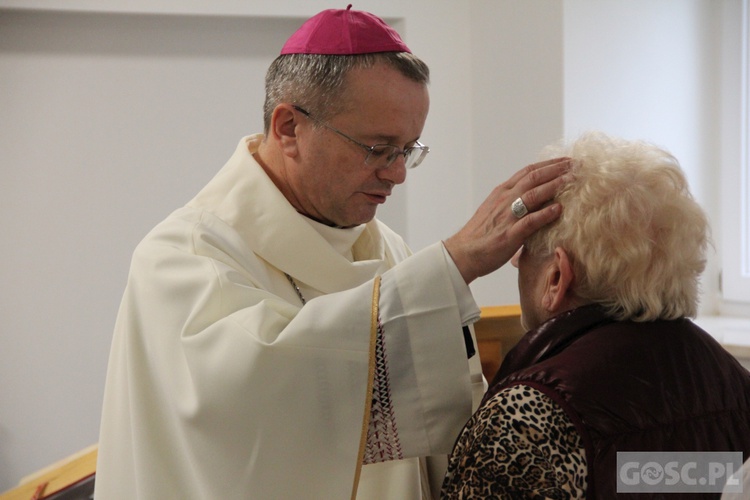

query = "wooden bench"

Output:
[[0, 444, 97, 500]]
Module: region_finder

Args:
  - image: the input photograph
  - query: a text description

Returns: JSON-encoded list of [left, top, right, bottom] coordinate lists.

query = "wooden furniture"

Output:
[[474, 305, 524, 382], [0, 444, 97, 500]]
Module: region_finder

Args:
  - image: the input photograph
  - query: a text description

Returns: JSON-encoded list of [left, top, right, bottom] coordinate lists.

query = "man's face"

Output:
[[289, 63, 429, 227], [511, 245, 554, 331]]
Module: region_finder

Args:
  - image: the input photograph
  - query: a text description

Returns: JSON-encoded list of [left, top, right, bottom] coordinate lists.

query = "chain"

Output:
[[284, 273, 306, 306]]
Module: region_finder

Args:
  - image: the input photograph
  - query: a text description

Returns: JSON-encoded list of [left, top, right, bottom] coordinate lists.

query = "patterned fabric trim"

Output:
[[351, 277, 382, 498], [363, 312, 404, 464]]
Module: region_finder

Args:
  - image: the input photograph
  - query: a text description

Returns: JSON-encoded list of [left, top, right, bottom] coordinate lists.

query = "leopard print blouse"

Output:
[[441, 384, 588, 499]]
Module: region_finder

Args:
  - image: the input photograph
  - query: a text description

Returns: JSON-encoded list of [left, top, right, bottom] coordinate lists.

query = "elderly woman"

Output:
[[442, 132, 750, 499]]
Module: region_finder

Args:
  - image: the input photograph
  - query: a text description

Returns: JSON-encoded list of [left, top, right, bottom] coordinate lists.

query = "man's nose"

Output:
[[377, 155, 407, 184]]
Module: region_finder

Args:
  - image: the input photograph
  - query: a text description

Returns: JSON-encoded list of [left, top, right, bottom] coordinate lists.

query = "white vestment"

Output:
[[95, 135, 485, 499]]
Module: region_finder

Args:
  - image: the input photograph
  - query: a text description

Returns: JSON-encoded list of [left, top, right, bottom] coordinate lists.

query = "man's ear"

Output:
[[542, 247, 575, 313], [269, 104, 300, 158]]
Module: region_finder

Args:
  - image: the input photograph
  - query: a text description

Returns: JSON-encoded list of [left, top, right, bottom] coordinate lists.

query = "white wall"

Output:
[[0, 0, 723, 490], [562, 0, 722, 315], [467, 0, 564, 306]]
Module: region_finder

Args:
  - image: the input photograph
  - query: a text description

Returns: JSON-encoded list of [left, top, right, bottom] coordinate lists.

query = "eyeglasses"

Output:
[[292, 105, 430, 170]]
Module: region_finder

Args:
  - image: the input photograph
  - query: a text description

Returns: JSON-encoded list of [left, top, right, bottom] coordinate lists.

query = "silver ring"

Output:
[[511, 197, 529, 218]]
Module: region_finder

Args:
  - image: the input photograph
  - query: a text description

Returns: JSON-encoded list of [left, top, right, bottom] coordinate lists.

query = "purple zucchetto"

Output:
[[280, 4, 411, 55]]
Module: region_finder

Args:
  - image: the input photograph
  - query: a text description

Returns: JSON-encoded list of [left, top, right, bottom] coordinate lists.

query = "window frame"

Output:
[[721, 0, 750, 309]]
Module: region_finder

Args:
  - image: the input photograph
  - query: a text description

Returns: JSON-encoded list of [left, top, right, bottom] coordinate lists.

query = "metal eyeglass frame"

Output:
[[292, 105, 429, 170]]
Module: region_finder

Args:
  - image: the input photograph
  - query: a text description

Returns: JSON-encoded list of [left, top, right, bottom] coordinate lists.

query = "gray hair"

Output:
[[262, 52, 429, 134]]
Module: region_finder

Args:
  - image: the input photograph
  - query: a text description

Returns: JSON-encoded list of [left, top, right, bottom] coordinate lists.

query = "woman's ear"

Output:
[[542, 247, 575, 313], [270, 104, 300, 158]]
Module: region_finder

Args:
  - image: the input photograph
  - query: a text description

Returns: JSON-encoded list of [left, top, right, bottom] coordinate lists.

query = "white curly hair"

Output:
[[524, 132, 710, 321]]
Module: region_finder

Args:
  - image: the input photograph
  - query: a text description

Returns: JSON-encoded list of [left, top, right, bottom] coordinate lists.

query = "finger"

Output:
[[517, 159, 572, 198], [512, 202, 562, 241], [518, 170, 568, 212], [505, 157, 571, 189]]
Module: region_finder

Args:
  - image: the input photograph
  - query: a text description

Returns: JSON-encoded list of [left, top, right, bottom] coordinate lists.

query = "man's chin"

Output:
[[344, 208, 377, 227]]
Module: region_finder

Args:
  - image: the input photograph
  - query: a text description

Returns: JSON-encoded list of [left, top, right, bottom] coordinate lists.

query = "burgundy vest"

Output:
[[487, 305, 750, 499]]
